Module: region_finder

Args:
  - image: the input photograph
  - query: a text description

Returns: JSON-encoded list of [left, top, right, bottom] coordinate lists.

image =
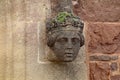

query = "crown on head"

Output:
[[46, 12, 84, 34]]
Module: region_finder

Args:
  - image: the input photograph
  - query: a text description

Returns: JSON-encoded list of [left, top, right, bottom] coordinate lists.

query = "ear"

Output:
[[80, 35, 85, 47], [47, 35, 55, 47]]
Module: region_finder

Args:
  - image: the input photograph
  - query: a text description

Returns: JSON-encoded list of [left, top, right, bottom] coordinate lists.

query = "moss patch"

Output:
[[55, 12, 72, 23]]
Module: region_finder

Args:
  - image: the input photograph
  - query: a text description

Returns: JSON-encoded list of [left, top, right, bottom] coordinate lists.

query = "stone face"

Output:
[[86, 23, 120, 54], [110, 62, 118, 71], [72, 0, 120, 22], [90, 55, 118, 61], [46, 13, 84, 62], [90, 63, 110, 80], [111, 75, 120, 80]]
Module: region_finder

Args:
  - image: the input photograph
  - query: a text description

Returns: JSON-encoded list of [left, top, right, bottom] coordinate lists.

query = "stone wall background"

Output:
[[0, 0, 88, 80], [0, 0, 120, 80], [73, 0, 120, 80]]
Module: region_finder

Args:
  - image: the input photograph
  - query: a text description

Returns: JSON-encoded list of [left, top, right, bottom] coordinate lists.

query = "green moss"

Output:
[[54, 12, 80, 23], [55, 12, 72, 23]]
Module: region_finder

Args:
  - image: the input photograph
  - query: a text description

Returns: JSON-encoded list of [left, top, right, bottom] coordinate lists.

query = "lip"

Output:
[[64, 53, 73, 57]]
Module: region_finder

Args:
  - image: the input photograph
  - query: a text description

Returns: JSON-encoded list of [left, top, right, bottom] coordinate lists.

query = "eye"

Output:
[[72, 38, 80, 45], [56, 38, 68, 44]]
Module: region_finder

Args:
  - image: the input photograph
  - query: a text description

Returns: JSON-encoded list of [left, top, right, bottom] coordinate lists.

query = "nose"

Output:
[[66, 39, 73, 49]]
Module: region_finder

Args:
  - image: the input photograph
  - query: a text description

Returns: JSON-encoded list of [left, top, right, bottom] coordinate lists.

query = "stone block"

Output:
[[90, 62, 110, 80], [0, 24, 6, 80], [25, 22, 38, 62], [26, 62, 88, 80], [0, 0, 6, 21], [25, 23, 87, 80], [72, 0, 120, 22], [90, 55, 118, 61], [0, 1, 6, 79], [25, 22, 38, 46], [86, 23, 120, 54], [111, 75, 120, 80], [110, 62, 118, 71], [12, 21, 26, 80]]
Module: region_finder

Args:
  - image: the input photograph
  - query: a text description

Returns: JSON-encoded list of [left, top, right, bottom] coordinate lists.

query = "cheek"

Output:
[[52, 43, 66, 56], [73, 44, 80, 52], [53, 42, 65, 50]]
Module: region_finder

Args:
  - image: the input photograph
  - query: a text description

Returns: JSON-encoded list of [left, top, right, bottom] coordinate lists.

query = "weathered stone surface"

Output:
[[11, 0, 26, 21], [5, 1, 26, 80], [0, 25, 6, 80], [25, 22, 88, 80], [0, 0, 6, 80], [25, 15, 87, 80], [90, 62, 110, 80], [50, 0, 73, 17], [86, 23, 120, 54], [110, 62, 118, 71], [111, 75, 120, 80], [72, 0, 120, 22], [0, 0, 88, 80], [12, 21, 26, 80], [26, 62, 88, 80], [25, 0, 88, 80], [90, 55, 118, 61], [25, 0, 49, 21]]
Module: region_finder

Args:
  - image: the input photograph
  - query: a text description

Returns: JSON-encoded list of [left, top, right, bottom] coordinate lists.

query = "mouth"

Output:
[[63, 53, 74, 61], [64, 53, 73, 57]]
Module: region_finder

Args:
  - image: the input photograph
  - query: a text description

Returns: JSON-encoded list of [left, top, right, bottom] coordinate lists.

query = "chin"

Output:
[[63, 58, 75, 62]]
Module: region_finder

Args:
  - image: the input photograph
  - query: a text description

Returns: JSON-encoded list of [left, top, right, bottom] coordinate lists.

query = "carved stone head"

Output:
[[46, 12, 84, 62]]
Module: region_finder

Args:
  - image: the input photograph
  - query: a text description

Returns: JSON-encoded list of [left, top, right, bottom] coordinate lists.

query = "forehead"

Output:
[[57, 30, 80, 38]]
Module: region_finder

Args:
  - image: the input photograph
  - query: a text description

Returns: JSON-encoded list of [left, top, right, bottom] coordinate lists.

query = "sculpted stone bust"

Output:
[[46, 12, 84, 62]]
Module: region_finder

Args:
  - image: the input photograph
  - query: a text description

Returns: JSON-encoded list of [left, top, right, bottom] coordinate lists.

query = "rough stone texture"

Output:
[[90, 55, 118, 61], [90, 63, 110, 80], [111, 75, 120, 80], [72, 0, 120, 22], [0, 0, 88, 80], [86, 23, 120, 54], [110, 62, 118, 71]]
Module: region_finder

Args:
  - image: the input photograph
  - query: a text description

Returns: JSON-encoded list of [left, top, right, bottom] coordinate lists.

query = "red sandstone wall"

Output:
[[73, 0, 120, 80]]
